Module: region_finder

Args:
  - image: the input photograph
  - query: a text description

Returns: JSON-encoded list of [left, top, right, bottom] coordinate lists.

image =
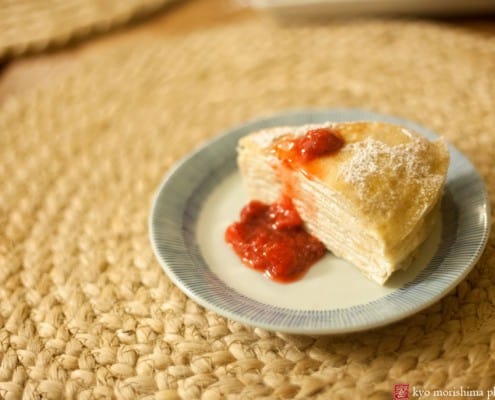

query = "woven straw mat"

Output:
[[1, 19, 495, 400], [0, 0, 180, 60]]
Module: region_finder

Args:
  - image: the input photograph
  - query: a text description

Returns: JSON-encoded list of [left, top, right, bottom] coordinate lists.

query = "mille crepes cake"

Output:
[[237, 121, 449, 285]]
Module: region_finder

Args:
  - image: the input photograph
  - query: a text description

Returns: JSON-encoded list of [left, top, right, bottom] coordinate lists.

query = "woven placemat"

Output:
[[0, 0, 181, 60], [0, 19, 494, 399]]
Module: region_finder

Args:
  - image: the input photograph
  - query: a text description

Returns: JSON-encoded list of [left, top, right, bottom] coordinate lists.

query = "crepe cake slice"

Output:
[[237, 121, 449, 285]]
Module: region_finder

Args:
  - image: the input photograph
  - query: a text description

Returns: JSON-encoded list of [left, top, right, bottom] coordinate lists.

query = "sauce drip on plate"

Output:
[[225, 197, 326, 283]]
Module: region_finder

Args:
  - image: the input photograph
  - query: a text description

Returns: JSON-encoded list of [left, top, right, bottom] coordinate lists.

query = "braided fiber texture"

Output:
[[0, 0, 180, 60], [1, 19, 495, 399]]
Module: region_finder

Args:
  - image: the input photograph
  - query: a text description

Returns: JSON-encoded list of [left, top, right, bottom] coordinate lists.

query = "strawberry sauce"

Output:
[[274, 127, 344, 167], [225, 197, 325, 283], [226, 127, 344, 283]]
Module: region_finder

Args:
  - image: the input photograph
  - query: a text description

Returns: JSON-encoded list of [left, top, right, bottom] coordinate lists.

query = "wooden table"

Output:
[[0, 0, 494, 105]]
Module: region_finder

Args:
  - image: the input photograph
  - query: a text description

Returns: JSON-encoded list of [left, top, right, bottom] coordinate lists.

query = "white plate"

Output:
[[149, 109, 490, 334]]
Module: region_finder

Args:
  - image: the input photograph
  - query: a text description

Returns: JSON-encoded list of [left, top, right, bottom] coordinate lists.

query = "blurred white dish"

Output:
[[246, 0, 495, 18]]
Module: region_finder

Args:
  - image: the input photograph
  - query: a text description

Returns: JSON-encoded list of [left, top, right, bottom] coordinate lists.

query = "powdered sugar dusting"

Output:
[[248, 127, 293, 148], [339, 136, 440, 215]]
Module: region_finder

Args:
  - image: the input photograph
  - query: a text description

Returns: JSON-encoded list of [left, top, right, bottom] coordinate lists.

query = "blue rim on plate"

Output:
[[149, 109, 491, 334]]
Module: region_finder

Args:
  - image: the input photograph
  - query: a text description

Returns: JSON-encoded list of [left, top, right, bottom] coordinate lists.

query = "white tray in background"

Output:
[[246, 0, 495, 18]]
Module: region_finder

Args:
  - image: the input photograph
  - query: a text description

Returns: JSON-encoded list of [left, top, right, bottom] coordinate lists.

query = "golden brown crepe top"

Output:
[[238, 121, 449, 247]]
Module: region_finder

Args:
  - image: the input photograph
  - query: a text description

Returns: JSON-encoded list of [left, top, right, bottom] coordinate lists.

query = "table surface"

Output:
[[0, 0, 494, 105]]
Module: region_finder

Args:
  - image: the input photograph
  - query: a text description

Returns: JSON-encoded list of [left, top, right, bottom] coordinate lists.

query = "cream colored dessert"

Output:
[[237, 121, 449, 285]]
